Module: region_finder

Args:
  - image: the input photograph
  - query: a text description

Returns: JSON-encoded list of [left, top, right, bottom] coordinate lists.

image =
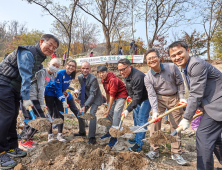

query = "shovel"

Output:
[[130, 102, 187, 133], [43, 107, 64, 124], [24, 106, 37, 124], [59, 96, 75, 118]]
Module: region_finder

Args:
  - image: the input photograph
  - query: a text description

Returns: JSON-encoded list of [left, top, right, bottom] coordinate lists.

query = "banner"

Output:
[[74, 55, 144, 66]]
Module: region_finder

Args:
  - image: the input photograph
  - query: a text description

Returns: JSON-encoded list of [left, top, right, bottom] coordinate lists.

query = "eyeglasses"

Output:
[[45, 42, 57, 51], [67, 64, 76, 68], [118, 65, 130, 72], [147, 56, 158, 61]]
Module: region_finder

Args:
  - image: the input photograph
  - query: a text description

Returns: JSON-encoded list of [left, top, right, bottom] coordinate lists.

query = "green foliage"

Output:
[[212, 26, 222, 59]]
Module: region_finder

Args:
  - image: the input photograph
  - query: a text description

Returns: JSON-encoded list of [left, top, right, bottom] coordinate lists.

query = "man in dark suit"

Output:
[[169, 41, 222, 170], [74, 61, 103, 144]]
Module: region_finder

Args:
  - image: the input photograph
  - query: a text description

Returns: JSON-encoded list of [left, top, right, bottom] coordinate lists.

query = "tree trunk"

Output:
[[207, 38, 211, 60]]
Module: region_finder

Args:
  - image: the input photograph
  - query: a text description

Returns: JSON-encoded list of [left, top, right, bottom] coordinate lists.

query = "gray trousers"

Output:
[[106, 98, 125, 132], [80, 104, 98, 138], [196, 112, 222, 170]]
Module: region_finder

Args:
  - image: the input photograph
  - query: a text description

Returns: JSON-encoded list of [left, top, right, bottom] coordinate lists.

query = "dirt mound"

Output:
[[148, 130, 177, 145], [97, 118, 112, 126], [51, 118, 63, 124], [109, 128, 119, 137], [28, 118, 51, 132], [79, 113, 95, 120]]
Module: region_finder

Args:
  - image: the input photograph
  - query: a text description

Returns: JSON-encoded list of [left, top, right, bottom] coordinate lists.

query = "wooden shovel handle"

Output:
[[149, 102, 187, 124]]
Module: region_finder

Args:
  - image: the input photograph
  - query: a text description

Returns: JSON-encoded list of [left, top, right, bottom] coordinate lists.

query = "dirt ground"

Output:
[[14, 63, 222, 170]]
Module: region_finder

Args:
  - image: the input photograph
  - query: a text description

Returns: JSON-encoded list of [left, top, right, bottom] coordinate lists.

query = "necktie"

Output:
[[81, 78, 86, 105]]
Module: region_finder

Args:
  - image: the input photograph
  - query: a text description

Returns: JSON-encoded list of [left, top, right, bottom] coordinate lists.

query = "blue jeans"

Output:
[[133, 99, 151, 147]]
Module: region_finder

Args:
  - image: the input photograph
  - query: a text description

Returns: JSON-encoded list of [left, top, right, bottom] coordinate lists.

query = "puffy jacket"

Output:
[[102, 72, 128, 99]]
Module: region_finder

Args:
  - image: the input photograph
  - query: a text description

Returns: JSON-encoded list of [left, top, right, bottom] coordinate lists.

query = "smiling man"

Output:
[[169, 41, 222, 170], [118, 58, 151, 152], [143, 48, 187, 165], [0, 34, 59, 169]]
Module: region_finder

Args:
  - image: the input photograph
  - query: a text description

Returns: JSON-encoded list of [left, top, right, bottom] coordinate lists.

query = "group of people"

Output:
[[0, 33, 221, 170]]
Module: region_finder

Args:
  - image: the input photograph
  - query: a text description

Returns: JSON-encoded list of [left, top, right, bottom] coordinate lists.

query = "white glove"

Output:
[[40, 105, 47, 111], [122, 110, 129, 117], [180, 99, 187, 104], [152, 112, 159, 120], [178, 118, 190, 130], [62, 101, 68, 108], [23, 100, 33, 110]]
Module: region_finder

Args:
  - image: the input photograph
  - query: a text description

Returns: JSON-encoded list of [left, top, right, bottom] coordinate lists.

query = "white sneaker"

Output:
[[57, 133, 66, 142], [171, 154, 188, 166], [146, 151, 159, 160], [48, 134, 54, 142]]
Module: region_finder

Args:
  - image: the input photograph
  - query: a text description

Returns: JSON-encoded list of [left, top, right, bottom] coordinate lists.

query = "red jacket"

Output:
[[102, 72, 128, 99], [51, 53, 57, 59]]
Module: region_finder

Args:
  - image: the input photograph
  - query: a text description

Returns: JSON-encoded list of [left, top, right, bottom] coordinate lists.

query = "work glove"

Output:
[[23, 100, 33, 110], [178, 118, 190, 130], [122, 110, 129, 117], [152, 112, 159, 120], [40, 105, 47, 111], [62, 101, 68, 108], [179, 99, 187, 104]]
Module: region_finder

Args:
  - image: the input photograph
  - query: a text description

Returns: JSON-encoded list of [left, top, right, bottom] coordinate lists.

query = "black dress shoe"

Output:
[[73, 132, 86, 136], [87, 137, 96, 144]]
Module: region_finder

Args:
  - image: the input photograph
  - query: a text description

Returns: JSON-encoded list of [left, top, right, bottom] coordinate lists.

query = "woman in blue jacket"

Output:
[[45, 60, 77, 142]]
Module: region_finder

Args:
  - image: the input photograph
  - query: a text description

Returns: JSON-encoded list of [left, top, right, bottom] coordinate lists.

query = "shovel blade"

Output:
[[59, 111, 65, 115], [129, 126, 147, 133]]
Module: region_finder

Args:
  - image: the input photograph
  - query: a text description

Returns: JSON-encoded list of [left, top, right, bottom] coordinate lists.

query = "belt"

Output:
[[158, 92, 177, 96]]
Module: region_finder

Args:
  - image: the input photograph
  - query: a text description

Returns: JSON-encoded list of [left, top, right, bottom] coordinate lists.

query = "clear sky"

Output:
[[0, 0, 207, 59]]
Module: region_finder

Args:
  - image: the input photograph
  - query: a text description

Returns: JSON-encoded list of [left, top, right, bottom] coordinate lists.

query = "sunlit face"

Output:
[[97, 71, 108, 80], [81, 62, 91, 77], [146, 52, 160, 68], [48, 60, 60, 69], [66, 61, 76, 75], [39, 38, 58, 56], [169, 45, 190, 68], [118, 63, 131, 78]]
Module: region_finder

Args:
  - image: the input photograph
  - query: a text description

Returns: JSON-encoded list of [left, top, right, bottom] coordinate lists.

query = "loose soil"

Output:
[[148, 130, 177, 145], [97, 118, 112, 126], [63, 114, 75, 119], [51, 118, 63, 124], [28, 118, 51, 132], [109, 128, 119, 137], [109, 126, 134, 137], [79, 113, 95, 120]]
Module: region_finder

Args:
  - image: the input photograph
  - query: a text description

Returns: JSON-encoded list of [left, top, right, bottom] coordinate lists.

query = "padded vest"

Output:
[[0, 44, 46, 92]]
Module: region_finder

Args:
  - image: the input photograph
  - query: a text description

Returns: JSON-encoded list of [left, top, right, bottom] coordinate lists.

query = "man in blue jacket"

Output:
[[0, 34, 59, 169]]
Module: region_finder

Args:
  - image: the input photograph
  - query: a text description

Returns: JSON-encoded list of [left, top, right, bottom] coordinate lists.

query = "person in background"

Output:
[[169, 41, 222, 170], [130, 40, 137, 55], [51, 52, 57, 59], [144, 48, 187, 165], [63, 52, 67, 66], [118, 47, 123, 55], [19, 58, 61, 151], [0, 34, 59, 169], [97, 65, 128, 147], [118, 58, 151, 152], [74, 62, 103, 145], [90, 52, 93, 57], [45, 60, 77, 143]]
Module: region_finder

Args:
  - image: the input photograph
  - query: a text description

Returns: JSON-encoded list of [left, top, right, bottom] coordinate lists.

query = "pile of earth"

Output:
[[14, 140, 161, 170]]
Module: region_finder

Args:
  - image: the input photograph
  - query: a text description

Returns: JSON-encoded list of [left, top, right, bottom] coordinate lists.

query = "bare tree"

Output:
[[26, 0, 79, 57], [77, 0, 128, 55], [142, 0, 191, 49], [200, 0, 222, 60]]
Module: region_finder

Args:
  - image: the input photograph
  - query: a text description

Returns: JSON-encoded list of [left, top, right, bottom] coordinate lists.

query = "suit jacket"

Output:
[[77, 73, 103, 107], [182, 57, 222, 121]]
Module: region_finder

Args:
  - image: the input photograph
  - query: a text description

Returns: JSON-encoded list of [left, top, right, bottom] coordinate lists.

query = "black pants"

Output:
[[0, 84, 21, 152], [63, 60, 65, 66], [21, 100, 45, 141], [45, 95, 64, 134], [196, 113, 222, 170]]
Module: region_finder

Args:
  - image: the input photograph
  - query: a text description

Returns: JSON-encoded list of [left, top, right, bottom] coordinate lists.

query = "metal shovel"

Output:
[[129, 102, 187, 133]]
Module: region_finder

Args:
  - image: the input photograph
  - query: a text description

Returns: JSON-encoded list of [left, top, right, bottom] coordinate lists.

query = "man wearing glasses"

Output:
[[0, 34, 59, 169], [144, 48, 187, 165], [118, 58, 151, 152]]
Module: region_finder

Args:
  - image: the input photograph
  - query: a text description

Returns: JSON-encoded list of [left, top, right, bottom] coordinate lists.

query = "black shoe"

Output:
[[7, 148, 27, 158], [17, 130, 26, 139], [87, 137, 96, 144], [73, 132, 86, 136], [0, 152, 17, 169]]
